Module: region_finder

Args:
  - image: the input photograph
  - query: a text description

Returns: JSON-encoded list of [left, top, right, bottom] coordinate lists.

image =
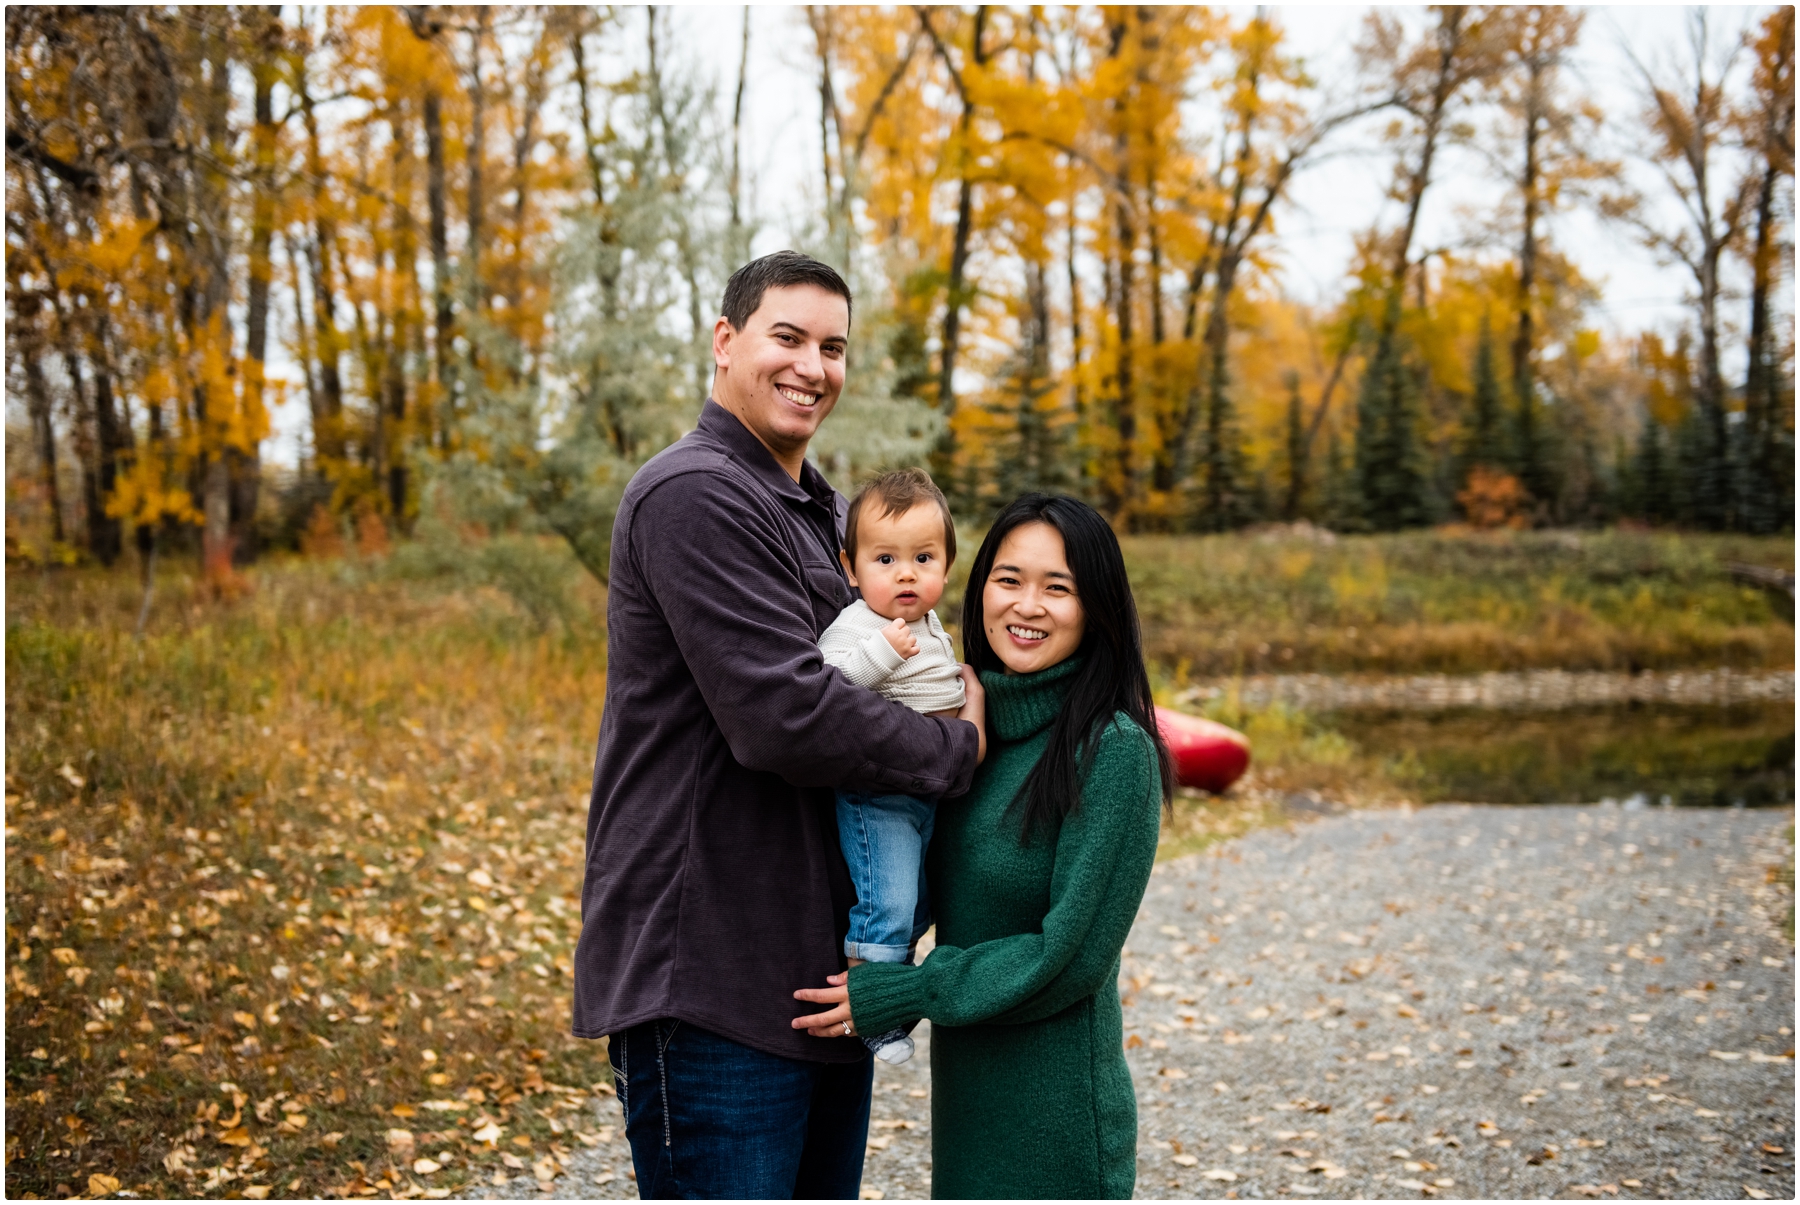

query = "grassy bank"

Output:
[[1118, 527, 1793, 676]]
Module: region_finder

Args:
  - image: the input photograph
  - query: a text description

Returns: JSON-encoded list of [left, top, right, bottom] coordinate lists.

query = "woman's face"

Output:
[[981, 521, 1086, 675]]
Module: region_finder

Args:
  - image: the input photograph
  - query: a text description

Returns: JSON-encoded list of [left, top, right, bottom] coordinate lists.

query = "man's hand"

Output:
[[880, 616, 920, 660], [957, 663, 987, 765]]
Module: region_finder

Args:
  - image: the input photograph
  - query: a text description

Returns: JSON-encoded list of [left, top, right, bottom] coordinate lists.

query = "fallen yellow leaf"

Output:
[[218, 1126, 252, 1147], [87, 1173, 121, 1196]]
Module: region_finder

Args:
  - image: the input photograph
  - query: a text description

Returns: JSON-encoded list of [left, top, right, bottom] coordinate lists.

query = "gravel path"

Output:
[[475, 804, 1793, 1201]]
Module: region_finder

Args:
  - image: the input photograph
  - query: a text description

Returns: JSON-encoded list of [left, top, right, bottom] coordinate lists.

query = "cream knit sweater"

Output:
[[818, 599, 966, 713]]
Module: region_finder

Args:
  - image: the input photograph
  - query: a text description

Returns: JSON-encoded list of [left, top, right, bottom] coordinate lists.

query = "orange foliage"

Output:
[[1457, 467, 1530, 530]]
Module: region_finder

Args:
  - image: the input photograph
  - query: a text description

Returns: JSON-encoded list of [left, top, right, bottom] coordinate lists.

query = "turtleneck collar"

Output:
[[981, 656, 1085, 743]]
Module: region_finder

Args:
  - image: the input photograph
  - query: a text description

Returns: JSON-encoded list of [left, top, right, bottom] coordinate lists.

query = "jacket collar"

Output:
[[697, 399, 837, 510]]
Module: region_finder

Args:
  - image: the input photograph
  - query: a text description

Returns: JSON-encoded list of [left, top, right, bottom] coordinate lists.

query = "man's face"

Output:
[[711, 284, 849, 472]]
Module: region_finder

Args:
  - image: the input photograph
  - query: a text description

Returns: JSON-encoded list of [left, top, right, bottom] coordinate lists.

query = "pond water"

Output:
[[1328, 702, 1795, 807]]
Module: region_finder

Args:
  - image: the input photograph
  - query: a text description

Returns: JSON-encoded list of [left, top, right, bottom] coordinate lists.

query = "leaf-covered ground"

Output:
[[6, 563, 614, 1199]]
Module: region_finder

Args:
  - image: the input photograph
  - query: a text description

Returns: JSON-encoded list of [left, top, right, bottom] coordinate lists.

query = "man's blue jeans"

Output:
[[836, 789, 934, 962], [607, 1019, 873, 1199]]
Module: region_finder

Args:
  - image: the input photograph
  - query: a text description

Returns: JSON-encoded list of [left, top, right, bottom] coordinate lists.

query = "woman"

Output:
[[794, 493, 1173, 1199]]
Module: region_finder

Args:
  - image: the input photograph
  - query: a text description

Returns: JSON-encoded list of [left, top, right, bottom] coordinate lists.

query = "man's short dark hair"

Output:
[[843, 468, 955, 566], [720, 251, 853, 331]]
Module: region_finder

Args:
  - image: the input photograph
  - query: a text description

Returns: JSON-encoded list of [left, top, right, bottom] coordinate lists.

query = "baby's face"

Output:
[[840, 502, 951, 624]]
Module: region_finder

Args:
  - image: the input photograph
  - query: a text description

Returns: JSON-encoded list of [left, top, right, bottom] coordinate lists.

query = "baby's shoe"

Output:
[[864, 1027, 914, 1065]]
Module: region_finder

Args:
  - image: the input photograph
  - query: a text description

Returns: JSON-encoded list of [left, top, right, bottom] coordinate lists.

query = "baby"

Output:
[[818, 467, 965, 1065]]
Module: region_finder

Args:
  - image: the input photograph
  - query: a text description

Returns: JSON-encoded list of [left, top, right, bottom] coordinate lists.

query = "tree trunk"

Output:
[[1510, 58, 1548, 513], [88, 346, 125, 565], [932, 6, 987, 486], [1066, 199, 1085, 452], [1744, 141, 1786, 532], [386, 107, 416, 522], [22, 347, 65, 544], [730, 9, 750, 238], [198, 9, 235, 581], [237, 5, 280, 562], [1110, 197, 1137, 521], [466, 9, 489, 311], [299, 62, 347, 465], [423, 87, 455, 448]]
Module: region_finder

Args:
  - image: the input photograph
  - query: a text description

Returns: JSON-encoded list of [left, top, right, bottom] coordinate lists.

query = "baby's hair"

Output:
[[843, 468, 956, 566]]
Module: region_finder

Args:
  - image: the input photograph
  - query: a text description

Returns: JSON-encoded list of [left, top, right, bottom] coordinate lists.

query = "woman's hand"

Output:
[[957, 663, 987, 765], [792, 971, 857, 1038]]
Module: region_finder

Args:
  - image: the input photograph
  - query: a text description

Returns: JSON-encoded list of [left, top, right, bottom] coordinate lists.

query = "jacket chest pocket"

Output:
[[801, 559, 851, 635]]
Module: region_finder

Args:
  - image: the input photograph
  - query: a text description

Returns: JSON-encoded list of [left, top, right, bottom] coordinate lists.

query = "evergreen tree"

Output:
[[1196, 352, 1254, 531], [1513, 366, 1556, 515], [1280, 370, 1308, 519], [1320, 424, 1359, 530], [1353, 302, 1432, 530], [1461, 318, 1508, 487]]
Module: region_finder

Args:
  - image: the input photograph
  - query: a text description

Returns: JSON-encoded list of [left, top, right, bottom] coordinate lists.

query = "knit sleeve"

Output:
[[849, 718, 1162, 1035], [819, 615, 907, 689]]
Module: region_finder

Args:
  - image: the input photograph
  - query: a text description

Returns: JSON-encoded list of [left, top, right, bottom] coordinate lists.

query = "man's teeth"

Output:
[[777, 385, 817, 406], [1007, 625, 1047, 640]]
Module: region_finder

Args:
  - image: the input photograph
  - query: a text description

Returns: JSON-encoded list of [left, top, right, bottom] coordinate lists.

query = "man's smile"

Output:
[[776, 384, 821, 407]]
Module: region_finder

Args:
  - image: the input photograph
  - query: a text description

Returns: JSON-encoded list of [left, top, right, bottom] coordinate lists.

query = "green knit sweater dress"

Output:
[[847, 658, 1163, 1200]]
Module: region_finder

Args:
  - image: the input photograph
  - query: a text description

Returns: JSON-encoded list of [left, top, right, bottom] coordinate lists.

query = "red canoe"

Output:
[[1153, 707, 1252, 794]]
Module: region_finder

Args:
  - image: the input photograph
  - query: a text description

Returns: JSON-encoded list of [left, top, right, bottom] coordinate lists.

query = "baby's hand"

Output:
[[881, 616, 920, 660]]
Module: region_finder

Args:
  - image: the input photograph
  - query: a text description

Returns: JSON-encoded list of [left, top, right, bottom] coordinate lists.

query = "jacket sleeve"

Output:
[[848, 721, 1162, 1034], [819, 624, 907, 690], [630, 473, 978, 798]]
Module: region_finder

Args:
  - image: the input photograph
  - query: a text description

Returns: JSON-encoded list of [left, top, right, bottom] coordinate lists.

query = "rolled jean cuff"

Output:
[[843, 939, 911, 963]]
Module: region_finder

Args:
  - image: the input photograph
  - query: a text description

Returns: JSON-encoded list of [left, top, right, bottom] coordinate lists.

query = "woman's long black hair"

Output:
[[961, 494, 1175, 840]]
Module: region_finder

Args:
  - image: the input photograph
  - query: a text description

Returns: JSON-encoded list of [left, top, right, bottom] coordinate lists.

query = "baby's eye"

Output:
[[915, 553, 932, 564], [877, 554, 895, 565]]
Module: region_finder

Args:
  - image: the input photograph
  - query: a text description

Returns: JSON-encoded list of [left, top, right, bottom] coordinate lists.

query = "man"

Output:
[[573, 251, 986, 1199]]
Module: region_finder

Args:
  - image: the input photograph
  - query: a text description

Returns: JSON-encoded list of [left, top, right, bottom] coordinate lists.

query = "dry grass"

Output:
[[6, 557, 612, 1200], [1120, 527, 1794, 676]]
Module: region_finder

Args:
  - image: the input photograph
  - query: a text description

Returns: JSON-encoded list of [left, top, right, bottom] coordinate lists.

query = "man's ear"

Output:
[[838, 548, 859, 588], [711, 315, 735, 371]]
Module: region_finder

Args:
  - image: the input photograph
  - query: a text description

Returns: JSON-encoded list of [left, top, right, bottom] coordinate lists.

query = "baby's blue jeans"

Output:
[[835, 790, 934, 963]]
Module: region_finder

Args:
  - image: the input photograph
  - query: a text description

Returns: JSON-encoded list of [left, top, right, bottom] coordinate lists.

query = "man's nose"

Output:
[[792, 342, 824, 383]]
